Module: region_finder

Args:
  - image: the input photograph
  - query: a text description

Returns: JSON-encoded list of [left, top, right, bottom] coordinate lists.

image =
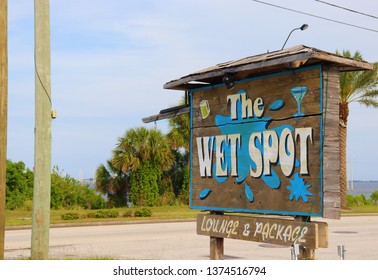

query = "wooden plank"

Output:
[[294, 216, 315, 259], [197, 214, 328, 249], [142, 105, 189, 123], [322, 66, 340, 219], [210, 237, 224, 260]]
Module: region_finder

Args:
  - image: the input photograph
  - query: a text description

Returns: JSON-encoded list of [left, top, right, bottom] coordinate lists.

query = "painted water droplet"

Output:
[[199, 188, 212, 200], [245, 184, 254, 202], [269, 99, 284, 111]]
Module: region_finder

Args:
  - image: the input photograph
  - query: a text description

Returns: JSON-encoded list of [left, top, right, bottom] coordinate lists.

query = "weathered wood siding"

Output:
[[322, 66, 340, 219]]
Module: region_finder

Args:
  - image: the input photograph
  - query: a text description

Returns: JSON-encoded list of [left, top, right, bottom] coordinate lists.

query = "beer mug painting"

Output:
[[200, 100, 210, 119]]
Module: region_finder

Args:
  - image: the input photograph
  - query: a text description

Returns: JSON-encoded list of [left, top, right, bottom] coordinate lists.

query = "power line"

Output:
[[315, 0, 378, 20], [250, 0, 378, 33]]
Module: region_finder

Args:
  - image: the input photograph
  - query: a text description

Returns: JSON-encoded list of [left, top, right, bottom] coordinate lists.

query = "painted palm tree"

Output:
[[337, 50, 378, 209]]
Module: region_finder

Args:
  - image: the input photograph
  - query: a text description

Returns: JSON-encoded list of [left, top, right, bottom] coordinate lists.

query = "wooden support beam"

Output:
[[209, 211, 224, 260], [210, 236, 224, 260], [294, 216, 316, 260], [142, 105, 189, 123]]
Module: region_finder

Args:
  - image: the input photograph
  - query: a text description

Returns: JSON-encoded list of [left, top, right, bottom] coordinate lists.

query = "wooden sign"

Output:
[[191, 65, 327, 216], [197, 214, 328, 249]]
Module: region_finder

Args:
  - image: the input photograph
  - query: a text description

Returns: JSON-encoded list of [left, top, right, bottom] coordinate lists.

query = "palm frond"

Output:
[[358, 98, 378, 108], [337, 50, 378, 106]]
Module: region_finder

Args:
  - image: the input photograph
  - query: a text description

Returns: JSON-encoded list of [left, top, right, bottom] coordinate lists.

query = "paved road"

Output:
[[4, 215, 378, 260]]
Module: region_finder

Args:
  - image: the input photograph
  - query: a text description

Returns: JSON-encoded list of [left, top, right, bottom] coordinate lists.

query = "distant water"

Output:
[[347, 181, 378, 198]]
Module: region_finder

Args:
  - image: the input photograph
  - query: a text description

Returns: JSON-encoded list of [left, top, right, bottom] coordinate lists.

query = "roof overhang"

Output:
[[164, 45, 375, 91]]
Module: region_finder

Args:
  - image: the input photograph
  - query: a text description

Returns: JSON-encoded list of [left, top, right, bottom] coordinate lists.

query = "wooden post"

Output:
[[209, 211, 224, 260], [0, 0, 7, 261], [31, 0, 51, 260], [210, 236, 224, 260], [294, 216, 315, 260]]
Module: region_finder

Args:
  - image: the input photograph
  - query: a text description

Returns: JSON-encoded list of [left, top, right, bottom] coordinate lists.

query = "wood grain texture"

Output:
[[322, 66, 340, 219]]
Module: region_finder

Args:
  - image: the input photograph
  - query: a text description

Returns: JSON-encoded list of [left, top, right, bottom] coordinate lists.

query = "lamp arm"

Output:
[[281, 27, 300, 50]]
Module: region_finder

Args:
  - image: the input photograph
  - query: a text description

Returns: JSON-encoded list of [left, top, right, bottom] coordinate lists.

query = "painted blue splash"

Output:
[[286, 173, 312, 203], [269, 99, 284, 111], [198, 90, 301, 202], [213, 90, 294, 190], [199, 188, 212, 200], [245, 183, 254, 202]]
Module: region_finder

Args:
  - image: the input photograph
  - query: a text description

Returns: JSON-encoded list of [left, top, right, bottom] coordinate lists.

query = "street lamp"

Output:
[[281, 24, 308, 50]]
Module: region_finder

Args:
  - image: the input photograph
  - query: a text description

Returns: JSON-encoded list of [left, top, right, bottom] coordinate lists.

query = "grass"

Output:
[[341, 205, 378, 214], [5, 205, 200, 227], [5, 204, 378, 227]]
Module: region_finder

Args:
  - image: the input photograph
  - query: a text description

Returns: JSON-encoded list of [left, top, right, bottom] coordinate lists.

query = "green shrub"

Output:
[[156, 192, 177, 206], [51, 167, 106, 210], [354, 194, 367, 206], [134, 208, 152, 217], [122, 210, 133, 217], [371, 190, 378, 205], [86, 212, 95, 218], [347, 194, 356, 207], [6, 160, 34, 210], [87, 209, 119, 219], [130, 163, 160, 207], [61, 212, 80, 220]]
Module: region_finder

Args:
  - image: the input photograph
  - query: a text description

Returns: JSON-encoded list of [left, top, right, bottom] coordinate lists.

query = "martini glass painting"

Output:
[[290, 85, 308, 117]]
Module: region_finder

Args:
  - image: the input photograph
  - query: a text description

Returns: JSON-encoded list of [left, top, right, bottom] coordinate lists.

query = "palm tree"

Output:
[[167, 99, 191, 202], [337, 50, 378, 209], [95, 160, 129, 207], [112, 127, 174, 206], [168, 108, 190, 151], [112, 127, 174, 173]]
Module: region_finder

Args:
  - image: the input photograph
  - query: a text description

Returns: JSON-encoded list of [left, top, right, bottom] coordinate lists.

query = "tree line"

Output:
[[6, 161, 105, 210], [347, 191, 378, 207], [5, 108, 189, 210], [95, 107, 190, 207]]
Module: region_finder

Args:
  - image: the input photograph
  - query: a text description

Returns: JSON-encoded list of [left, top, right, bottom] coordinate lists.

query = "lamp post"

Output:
[[281, 24, 308, 50]]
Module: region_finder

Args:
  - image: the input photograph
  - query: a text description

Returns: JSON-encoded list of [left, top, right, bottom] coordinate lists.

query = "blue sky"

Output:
[[6, 0, 378, 180]]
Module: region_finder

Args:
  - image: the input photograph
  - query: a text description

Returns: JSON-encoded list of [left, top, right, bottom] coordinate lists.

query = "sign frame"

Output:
[[190, 64, 326, 217]]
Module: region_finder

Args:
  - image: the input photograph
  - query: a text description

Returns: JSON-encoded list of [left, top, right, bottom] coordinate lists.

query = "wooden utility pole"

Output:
[[31, 0, 51, 260], [0, 0, 7, 261]]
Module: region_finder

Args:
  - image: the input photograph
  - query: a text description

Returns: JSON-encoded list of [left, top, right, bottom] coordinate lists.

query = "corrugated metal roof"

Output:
[[164, 45, 374, 91]]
